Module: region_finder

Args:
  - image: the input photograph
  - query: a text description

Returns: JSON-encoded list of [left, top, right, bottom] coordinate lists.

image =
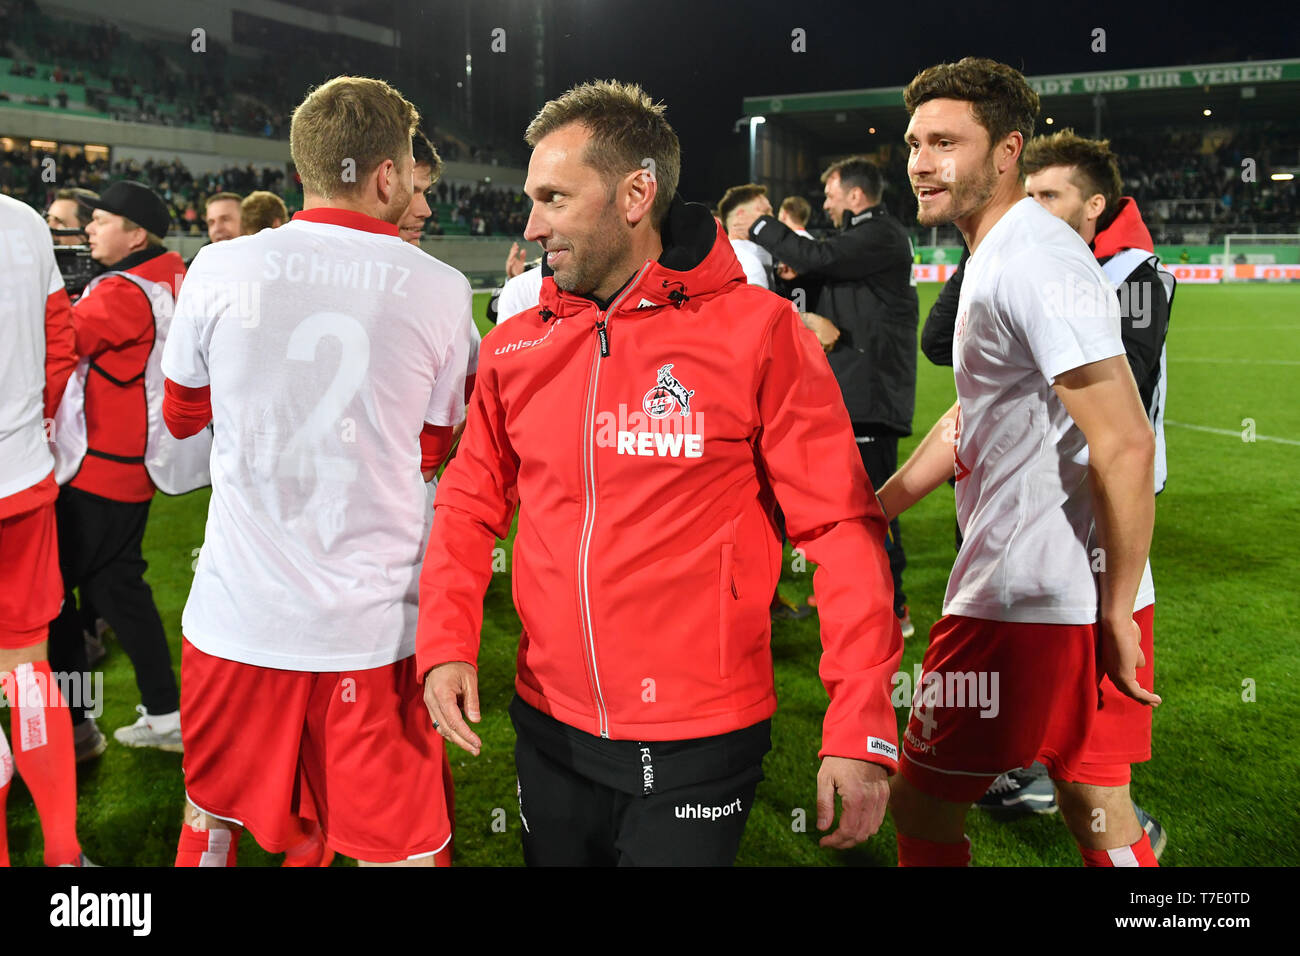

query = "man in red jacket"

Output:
[[46, 181, 186, 756], [419, 80, 903, 865]]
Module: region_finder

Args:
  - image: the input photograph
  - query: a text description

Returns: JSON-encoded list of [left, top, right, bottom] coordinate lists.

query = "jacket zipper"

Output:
[[575, 263, 654, 738]]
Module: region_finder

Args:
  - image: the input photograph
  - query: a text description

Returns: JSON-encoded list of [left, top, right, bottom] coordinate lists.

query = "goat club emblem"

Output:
[[643, 363, 695, 419]]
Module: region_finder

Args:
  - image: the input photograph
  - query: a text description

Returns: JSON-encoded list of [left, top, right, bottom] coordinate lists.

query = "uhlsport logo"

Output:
[[643, 363, 695, 419]]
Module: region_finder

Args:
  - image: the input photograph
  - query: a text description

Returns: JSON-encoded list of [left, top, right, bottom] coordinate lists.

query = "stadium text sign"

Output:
[[743, 59, 1299, 115], [1030, 61, 1297, 97]]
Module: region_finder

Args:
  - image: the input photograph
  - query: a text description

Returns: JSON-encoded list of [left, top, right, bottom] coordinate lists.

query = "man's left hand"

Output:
[[816, 756, 889, 849]]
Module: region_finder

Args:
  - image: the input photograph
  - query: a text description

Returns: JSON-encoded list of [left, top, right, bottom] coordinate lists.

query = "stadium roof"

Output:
[[743, 58, 1300, 146]]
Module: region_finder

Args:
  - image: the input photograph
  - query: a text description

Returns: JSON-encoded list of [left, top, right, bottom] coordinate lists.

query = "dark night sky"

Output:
[[526, 0, 1298, 202]]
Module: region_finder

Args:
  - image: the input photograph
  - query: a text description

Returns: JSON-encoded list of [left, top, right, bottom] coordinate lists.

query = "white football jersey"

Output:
[[497, 266, 543, 323], [729, 238, 773, 289], [0, 194, 64, 500], [162, 208, 480, 670], [945, 198, 1129, 625]]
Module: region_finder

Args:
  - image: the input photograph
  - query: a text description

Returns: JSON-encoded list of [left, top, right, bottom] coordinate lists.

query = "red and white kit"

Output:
[[162, 207, 479, 860], [0, 194, 77, 648], [903, 198, 1132, 800]]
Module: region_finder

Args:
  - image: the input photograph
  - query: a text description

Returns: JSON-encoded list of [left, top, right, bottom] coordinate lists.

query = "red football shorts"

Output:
[[0, 500, 62, 650], [1066, 604, 1155, 787], [900, 614, 1099, 802], [181, 638, 453, 863]]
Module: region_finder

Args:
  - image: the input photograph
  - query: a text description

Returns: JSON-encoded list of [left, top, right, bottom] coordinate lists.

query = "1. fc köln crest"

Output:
[[643, 363, 695, 418]]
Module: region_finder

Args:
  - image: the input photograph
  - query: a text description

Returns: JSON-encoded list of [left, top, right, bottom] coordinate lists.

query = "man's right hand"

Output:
[[423, 662, 483, 755], [504, 242, 527, 279]]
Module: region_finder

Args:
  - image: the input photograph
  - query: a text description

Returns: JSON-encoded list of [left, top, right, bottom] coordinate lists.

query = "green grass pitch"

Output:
[[5, 283, 1297, 866]]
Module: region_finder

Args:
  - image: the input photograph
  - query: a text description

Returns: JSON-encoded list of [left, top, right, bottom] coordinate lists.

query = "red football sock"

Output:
[[1079, 832, 1159, 867], [7, 662, 81, 866], [175, 819, 243, 866], [0, 727, 12, 867], [897, 832, 972, 867]]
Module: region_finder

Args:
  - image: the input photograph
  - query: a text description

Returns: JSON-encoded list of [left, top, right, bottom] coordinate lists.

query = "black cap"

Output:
[[79, 180, 171, 238]]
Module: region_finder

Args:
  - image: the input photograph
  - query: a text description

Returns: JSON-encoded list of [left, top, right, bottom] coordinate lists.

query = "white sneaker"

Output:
[[113, 705, 183, 753]]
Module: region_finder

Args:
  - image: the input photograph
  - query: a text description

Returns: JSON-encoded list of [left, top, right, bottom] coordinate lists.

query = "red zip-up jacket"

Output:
[[417, 199, 903, 767]]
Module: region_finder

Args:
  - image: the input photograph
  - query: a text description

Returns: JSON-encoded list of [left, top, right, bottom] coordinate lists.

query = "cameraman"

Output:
[[46, 188, 98, 246], [48, 188, 104, 299], [47, 181, 187, 756]]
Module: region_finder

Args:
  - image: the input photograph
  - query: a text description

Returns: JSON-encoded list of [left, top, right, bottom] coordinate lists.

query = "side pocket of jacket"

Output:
[[719, 540, 739, 679]]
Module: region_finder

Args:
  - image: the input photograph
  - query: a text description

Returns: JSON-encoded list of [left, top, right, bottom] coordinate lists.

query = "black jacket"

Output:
[[920, 248, 968, 367], [1099, 255, 1172, 416], [749, 206, 918, 434]]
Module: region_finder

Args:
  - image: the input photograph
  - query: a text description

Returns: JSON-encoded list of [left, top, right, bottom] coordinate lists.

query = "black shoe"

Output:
[[976, 763, 1058, 815], [73, 718, 108, 763], [84, 630, 106, 667]]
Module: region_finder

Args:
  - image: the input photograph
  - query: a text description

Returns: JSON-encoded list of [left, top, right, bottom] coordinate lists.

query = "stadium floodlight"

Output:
[[747, 116, 766, 183]]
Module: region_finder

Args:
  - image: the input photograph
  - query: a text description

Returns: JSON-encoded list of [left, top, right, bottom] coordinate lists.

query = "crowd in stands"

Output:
[[0, 147, 293, 236], [443, 181, 530, 236], [1112, 125, 1299, 242], [3, 129, 1292, 244], [0, 142, 531, 239], [780, 124, 1298, 246]]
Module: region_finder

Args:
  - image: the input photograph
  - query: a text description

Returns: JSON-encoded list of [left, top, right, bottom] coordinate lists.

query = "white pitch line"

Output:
[[1169, 357, 1300, 366], [1165, 420, 1300, 446]]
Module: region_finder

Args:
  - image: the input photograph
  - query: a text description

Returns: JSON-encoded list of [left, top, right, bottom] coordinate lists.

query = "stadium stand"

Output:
[[3, 2, 1292, 249], [0, 0, 520, 166]]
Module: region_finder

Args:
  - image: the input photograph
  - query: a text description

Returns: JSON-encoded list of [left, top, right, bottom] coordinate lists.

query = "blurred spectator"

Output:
[[203, 192, 242, 242], [778, 196, 814, 237], [718, 183, 774, 288], [239, 191, 287, 235]]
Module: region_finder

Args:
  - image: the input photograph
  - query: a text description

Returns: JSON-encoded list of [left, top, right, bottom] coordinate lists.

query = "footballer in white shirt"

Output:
[[164, 77, 478, 868], [876, 58, 1160, 868]]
